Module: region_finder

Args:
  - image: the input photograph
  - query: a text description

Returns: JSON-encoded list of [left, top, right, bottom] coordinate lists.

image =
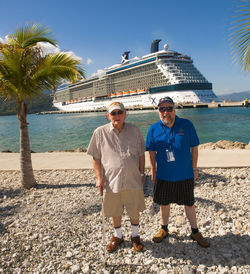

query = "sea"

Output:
[[0, 107, 249, 153]]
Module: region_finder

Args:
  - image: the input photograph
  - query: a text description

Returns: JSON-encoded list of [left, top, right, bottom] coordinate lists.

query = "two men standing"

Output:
[[88, 97, 209, 253]]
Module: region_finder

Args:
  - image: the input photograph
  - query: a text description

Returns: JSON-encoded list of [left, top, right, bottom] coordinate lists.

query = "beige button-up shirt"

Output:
[[87, 122, 145, 193]]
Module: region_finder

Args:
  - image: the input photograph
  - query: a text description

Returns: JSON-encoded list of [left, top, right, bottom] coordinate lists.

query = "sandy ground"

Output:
[[0, 149, 250, 170]]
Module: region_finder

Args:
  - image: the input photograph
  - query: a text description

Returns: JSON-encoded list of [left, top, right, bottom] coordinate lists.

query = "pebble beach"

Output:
[[0, 167, 249, 273]]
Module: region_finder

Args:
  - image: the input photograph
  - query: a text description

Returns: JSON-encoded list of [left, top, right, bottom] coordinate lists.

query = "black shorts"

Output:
[[153, 178, 195, 206]]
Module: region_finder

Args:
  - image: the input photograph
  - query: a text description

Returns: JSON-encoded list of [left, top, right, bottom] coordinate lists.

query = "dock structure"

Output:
[[37, 100, 249, 115]]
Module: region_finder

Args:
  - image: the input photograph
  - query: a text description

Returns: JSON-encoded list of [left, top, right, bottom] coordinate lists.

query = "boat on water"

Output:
[[53, 40, 217, 111]]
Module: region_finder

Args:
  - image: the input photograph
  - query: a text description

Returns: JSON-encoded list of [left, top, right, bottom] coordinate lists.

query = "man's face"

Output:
[[158, 102, 175, 127], [108, 109, 126, 129]]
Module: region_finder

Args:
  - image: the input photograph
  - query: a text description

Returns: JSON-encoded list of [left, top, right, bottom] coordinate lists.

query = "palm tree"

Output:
[[230, 1, 250, 72], [0, 24, 85, 189]]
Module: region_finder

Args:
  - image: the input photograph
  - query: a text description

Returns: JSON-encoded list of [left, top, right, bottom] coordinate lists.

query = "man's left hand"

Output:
[[193, 169, 198, 180], [141, 175, 145, 185]]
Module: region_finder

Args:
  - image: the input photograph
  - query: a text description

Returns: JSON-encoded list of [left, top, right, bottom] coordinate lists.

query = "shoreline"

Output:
[[0, 149, 250, 171], [1, 140, 250, 153]]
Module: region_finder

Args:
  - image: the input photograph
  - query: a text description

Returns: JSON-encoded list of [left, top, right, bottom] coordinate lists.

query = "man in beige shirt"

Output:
[[87, 102, 145, 252]]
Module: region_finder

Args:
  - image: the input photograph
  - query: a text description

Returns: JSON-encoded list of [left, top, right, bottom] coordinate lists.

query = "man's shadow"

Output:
[[142, 232, 249, 267]]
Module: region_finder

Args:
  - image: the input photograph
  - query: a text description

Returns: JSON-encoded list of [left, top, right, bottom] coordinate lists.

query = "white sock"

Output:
[[131, 224, 139, 238], [114, 226, 122, 239]]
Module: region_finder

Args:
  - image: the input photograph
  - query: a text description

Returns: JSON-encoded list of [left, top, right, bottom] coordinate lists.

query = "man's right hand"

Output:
[[152, 170, 157, 184], [96, 178, 105, 195]]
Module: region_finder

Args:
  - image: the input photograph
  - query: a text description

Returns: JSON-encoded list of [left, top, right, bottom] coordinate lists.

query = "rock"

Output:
[[182, 265, 194, 274], [75, 148, 87, 152], [175, 216, 186, 226], [199, 140, 248, 150], [29, 233, 38, 240], [159, 270, 169, 274], [81, 264, 90, 273], [197, 264, 206, 272], [71, 264, 80, 273], [66, 251, 73, 258]]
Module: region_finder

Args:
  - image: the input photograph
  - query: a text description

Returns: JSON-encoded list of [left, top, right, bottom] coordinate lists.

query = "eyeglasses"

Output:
[[110, 110, 124, 116], [159, 106, 174, 113]]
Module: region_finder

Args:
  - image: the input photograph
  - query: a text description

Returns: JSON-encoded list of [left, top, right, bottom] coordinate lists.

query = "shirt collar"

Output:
[[109, 122, 127, 133], [159, 115, 179, 128]]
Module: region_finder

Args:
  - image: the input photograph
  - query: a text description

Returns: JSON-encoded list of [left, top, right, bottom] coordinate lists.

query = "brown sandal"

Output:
[[106, 236, 124, 253], [131, 236, 143, 252]]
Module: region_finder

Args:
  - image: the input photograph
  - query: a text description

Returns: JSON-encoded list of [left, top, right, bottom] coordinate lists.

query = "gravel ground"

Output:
[[0, 168, 249, 273]]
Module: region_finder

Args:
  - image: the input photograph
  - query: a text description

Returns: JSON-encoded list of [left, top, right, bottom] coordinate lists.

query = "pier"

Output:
[[37, 100, 249, 115]]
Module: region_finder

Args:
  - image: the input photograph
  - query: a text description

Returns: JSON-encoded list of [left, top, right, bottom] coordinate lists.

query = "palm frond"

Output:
[[230, 3, 250, 72], [8, 23, 57, 49], [1, 23, 84, 102]]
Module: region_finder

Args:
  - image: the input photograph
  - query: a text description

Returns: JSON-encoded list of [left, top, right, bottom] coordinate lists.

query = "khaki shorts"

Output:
[[103, 189, 145, 219]]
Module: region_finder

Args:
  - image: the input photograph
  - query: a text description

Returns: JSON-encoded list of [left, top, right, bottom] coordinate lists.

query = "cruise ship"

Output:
[[53, 40, 217, 111]]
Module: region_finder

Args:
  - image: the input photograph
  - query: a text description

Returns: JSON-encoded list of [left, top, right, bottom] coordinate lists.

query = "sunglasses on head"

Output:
[[110, 110, 124, 116], [159, 106, 174, 113]]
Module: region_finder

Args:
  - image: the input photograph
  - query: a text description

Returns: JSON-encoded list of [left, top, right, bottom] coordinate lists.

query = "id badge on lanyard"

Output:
[[161, 124, 175, 162], [166, 148, 175, 162]]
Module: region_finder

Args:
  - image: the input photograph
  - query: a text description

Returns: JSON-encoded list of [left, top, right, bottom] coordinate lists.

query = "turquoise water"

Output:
[[0, 107, 249, 152]]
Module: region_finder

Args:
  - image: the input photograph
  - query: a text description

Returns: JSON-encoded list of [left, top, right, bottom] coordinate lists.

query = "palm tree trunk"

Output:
[[17, 100, 37, 189]]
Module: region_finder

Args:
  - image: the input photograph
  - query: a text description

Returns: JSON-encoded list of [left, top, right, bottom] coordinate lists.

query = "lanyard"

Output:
[[160, 124, 174, 149]]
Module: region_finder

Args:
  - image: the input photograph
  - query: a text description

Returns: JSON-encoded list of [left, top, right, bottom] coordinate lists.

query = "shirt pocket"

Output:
[[128, 144, 138, 156]]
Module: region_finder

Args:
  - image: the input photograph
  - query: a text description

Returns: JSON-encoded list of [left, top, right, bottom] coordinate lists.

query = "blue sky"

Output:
[[0, 0, 249, 95]]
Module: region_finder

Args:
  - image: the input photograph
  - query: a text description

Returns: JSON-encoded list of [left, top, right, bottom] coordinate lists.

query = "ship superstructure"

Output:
[[53, 40, 217, 111]]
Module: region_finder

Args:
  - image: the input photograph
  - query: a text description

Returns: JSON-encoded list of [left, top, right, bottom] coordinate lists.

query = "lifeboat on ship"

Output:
[[110, 93, 117, 98], [137, 88, 146, 94], [117, 92, 124, 97], [130, 90, 138, 96], [123, 91, 130, 97]]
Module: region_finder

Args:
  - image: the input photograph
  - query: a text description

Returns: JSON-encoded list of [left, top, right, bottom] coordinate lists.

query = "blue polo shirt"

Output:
[[146, 116, 199, 182]]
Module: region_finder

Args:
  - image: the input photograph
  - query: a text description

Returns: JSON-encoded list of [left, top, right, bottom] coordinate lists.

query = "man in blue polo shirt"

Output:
[[146, 96, 210, 248]]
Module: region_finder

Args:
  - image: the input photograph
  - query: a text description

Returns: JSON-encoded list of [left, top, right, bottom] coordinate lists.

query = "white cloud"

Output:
[[86, 58, 93, 65], [0, 35, 10, 43], [91, 69, 106, 77], [37, 42, 82, 62], [64, 50, 82, 62], [37, 42, 60, 55]]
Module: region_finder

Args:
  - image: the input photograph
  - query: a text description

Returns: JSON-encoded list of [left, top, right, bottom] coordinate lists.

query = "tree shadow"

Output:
[[75, 204, 102, 216], [143, 232, 250, 267], [196, 170, 228, 185], [0, 188, 23, 199], [0, 222, 8, 234], [35, 183, 94, 189], [0, 204, 20, 234], [0, 204, 20, 218]]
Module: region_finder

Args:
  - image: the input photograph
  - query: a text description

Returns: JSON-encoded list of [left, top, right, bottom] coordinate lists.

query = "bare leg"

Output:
[[130, 218, 139, 225], [160, 205, 170, 225], [184, 205, 198, 228], [112, 216, 122, 227]]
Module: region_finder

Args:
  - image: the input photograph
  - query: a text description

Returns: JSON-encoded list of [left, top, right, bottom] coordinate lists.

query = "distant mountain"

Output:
[[217, 91, 250, 101], [0, 93, 55, 116]]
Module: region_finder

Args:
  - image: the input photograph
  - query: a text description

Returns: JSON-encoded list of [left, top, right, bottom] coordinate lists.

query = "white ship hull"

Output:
[[54, 89, 214, 112]]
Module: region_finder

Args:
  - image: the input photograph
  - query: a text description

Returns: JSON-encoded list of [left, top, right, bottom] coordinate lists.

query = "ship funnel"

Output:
[[151, 39, 161, 53], [121, 51, 130, 64]]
